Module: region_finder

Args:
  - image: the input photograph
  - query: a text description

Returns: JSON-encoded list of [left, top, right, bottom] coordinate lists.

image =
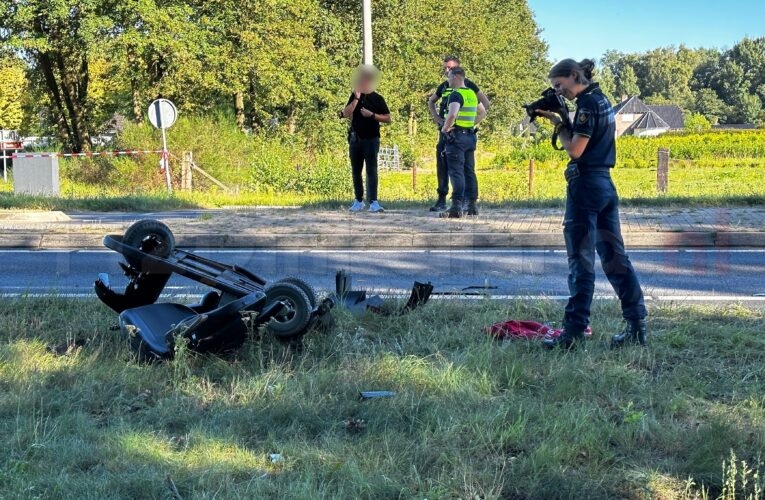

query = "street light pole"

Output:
[[362, 0, 373, 65]]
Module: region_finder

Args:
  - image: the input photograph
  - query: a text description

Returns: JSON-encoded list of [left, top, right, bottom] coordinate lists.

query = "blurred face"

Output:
[[443, 59, 459, 77], [550, 74, 578, 100]]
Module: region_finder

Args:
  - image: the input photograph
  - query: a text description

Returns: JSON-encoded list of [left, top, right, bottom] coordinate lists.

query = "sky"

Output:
[[527, 0, 765, 62]]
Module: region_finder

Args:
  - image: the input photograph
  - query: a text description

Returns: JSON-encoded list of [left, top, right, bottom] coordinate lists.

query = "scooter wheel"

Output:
[[264, 283, 312, 339], [122, 219, 176, 267], [274, 277, 317, 309]]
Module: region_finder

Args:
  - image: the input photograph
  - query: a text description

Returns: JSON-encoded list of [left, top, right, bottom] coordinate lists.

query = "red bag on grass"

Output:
[[485, 320, 592, 341]]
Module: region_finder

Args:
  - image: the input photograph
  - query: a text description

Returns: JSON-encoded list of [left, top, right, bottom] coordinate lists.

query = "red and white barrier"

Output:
[[10, 150, 164, 159]]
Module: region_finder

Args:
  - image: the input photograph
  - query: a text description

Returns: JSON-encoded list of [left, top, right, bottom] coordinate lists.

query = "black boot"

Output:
[[466, 200, 479, 216], [440, 203, 462, 219], [430, 196, 447, 212], [543, 325, 586, 350], [611, 319, 647, 348]]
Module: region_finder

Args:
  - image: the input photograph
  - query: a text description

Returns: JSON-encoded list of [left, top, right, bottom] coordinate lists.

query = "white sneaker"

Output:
[[349, 200, 365, 212], [368, 201, 385, 213]]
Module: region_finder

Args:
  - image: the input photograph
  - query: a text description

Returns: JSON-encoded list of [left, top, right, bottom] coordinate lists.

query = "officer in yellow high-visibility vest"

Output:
[[440, 67, 487, 218]]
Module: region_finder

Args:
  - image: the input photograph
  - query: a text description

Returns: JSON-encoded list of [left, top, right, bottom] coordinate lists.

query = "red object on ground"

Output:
[[485, 320, 592, 341]]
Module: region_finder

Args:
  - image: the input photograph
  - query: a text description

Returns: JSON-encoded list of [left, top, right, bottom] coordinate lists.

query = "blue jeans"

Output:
[[563, 170, 646, 330], [444, 131, 478, 205], [349, 137, 380, 202]]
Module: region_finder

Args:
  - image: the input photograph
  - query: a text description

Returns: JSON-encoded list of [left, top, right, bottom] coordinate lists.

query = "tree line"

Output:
[[597, 38, 765, 126], [0, 0, 547, 152]]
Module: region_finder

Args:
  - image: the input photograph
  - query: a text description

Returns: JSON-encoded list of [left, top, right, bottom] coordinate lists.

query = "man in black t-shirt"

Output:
[[341, 66, 391, 213], [427, 55, 490, 211]]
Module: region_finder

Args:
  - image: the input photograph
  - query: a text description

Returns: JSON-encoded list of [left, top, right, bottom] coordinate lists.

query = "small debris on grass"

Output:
[[268, 453, 284, 464], [48, 337, 89, 356], [343, 418, 366, 433], [359, 391, 396, 400]]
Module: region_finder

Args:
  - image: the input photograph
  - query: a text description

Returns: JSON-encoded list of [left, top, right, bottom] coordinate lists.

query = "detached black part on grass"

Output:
[[331, 270, 433, 316]]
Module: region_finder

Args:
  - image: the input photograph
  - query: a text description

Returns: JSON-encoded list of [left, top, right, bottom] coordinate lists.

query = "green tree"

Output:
[[0, 0, 106, 151], [616, 65, 640, 98], [692, 88, 728, 124], [0, 54, 27, 130], [684, 112, 711, 132]]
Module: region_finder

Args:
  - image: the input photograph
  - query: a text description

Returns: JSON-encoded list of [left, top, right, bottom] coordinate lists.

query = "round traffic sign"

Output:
[[147, 99, 178, 130]]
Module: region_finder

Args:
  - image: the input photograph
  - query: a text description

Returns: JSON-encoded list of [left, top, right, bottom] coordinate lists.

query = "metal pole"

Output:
[[362, 0, 373, 65], [161, 127, 172, 192]]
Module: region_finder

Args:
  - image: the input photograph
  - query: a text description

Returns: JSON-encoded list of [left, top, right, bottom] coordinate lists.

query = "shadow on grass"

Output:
[[1, 297, 764, 498]]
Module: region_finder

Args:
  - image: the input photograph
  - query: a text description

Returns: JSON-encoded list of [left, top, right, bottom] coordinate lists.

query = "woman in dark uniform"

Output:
[[536, 58, 647, 350]]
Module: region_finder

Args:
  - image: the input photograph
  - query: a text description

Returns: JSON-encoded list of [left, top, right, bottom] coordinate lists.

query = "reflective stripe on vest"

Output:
[[455, 87, 478, 128]]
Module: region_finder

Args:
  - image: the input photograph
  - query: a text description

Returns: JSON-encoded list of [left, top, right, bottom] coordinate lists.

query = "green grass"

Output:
[[1, 297, 764, 499]]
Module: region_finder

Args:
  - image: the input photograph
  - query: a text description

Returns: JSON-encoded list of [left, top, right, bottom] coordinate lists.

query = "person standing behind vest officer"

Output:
[[427, 56, 491, 212], [534, 58, 647, 350], [341, 65, 392, 213], [440, 67, 487, 218]]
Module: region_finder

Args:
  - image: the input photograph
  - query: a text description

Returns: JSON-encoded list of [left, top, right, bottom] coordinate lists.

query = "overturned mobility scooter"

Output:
[[95, 219, 332, 360]]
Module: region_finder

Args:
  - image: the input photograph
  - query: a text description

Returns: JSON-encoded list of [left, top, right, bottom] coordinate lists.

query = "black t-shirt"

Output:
[[572, 83, 616, 169], [435, 78, 480, 119], [347, 92, 390, 139]]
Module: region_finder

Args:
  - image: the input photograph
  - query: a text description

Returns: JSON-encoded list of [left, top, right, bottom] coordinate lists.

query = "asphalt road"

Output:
[[1, 248, 765, 302]]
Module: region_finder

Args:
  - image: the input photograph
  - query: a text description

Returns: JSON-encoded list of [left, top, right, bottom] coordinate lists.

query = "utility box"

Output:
[[13, 156, 60, 196]]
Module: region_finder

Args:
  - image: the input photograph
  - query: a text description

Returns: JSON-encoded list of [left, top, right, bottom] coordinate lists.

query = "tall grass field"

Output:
[[1, 297, 763, 499]]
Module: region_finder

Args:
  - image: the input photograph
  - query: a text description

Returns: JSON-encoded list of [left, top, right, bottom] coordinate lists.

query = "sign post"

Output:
[[147, 99, 178, 192]]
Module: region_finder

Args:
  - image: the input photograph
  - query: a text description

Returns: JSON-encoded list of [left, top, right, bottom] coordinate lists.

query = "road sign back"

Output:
[[148, 99, 178, 130]]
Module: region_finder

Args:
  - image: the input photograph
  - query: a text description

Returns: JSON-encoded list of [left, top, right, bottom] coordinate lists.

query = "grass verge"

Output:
[[1, 297, 763, 499]]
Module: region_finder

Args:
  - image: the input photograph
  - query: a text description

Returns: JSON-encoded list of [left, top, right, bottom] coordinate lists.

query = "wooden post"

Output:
[[181, 151, 193, 191], [412, 162, 417, 191], [528, 159, 535, 197], [657, 148, 669, 193]]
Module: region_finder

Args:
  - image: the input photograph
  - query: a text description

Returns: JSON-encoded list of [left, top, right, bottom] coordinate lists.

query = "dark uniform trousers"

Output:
[[444, 130, 478, 205], [349, 136, 380, 202], [436, 132, 449, 197], [563, 170, 647, 330]]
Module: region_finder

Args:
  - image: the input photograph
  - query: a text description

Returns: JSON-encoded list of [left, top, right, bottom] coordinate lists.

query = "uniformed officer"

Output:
[[440, 67, 487, 218], [341, 65, 392, 213], [427, 56, 490, 212], [535, 58, 647, 350]]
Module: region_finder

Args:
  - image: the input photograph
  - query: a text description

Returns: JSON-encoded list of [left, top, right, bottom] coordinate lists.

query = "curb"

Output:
[[3, 231, 765, 249]]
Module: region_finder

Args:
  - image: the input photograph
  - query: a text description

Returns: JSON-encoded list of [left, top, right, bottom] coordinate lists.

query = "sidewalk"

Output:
[[0, 206, 764, 249]]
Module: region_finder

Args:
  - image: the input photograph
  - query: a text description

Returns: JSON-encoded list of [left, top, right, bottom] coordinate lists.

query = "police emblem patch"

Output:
[[578, 110, 591, 124]]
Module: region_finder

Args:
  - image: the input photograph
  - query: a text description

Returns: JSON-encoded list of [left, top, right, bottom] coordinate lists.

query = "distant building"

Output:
[[612, 96, 685, 137]]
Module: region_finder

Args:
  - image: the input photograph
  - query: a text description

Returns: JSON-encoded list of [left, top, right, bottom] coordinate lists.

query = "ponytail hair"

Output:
[[548, 58, 596, 85]]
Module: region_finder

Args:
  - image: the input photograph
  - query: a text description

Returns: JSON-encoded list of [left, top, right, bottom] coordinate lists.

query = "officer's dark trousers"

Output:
[[444, 130, 478, 205], [349, 137, 380, 202], [435, 132, 449, 198], [563, 171, 647, 330]]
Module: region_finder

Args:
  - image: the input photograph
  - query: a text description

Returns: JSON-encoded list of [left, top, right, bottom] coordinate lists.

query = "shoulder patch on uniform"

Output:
[[578, 110, 591, 124]]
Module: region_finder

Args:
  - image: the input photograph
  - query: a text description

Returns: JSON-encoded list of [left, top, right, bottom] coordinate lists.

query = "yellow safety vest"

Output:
[[454, 87, 478, 128]]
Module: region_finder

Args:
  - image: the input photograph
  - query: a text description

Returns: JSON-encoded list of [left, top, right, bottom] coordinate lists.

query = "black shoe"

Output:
[[466, 200, 479, 216], [440, 205, 462, 219], [543, 326, 586, 350], [611, 319, 647, 348], [429, 198, 447, 212]]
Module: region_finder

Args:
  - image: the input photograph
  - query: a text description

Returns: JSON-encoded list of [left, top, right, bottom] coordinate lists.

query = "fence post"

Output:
[[528, 159, 535, 197], [181, 151, 193, 191], [657, 148, 669, 193], [412, 162, 417, 191]]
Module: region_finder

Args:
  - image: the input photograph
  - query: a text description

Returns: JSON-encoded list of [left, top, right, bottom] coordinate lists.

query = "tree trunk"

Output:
[[234, 91, 245, 131], [127, 47, 143, 123], [287, 109, 297, 135], [408, 105, 417, 136]]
